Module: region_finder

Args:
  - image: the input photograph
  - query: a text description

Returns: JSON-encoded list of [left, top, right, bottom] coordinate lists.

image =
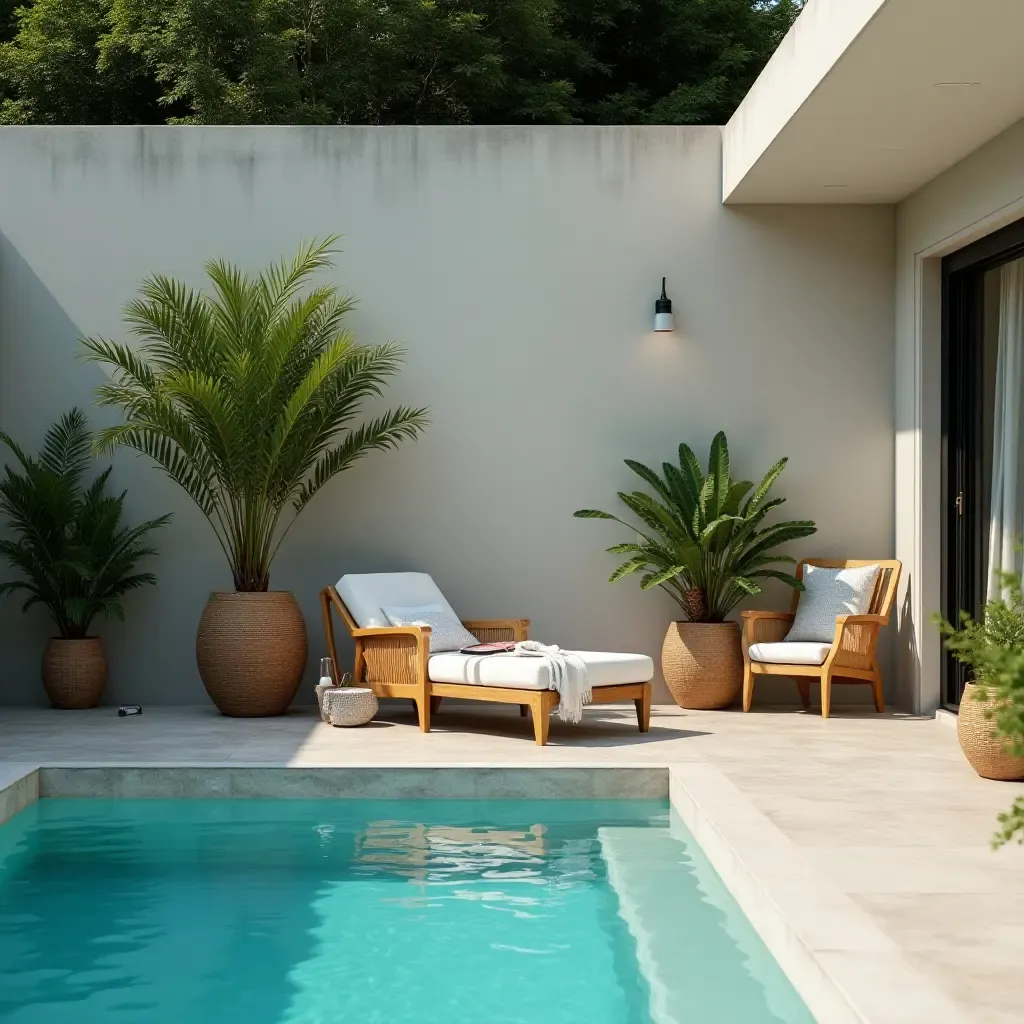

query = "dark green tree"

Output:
[[0, 0, 803, 126]]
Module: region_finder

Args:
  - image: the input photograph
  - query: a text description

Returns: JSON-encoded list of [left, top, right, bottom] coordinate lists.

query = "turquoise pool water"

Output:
[[0, 800, 813, 1024]]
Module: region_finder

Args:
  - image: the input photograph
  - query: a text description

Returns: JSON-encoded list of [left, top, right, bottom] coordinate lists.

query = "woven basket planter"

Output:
[[41, 637, 107, 709], [317, 685, 379, 727], [662, 621, 742, 709], [196, 591, 307, 717], [957, 682, 1024, 781]]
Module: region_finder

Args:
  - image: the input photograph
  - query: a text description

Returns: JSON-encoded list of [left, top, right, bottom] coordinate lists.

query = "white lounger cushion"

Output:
[[748, 642, 832, 666], [428, 650, 654, 691], [337, 573, 461, 629]]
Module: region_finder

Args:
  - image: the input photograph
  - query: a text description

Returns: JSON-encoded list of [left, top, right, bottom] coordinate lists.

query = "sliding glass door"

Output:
[[943, 219, 1024, 707]]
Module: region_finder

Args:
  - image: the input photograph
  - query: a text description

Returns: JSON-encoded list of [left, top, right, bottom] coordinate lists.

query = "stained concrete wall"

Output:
[[896, 116, 1024, 713], [0, 126, 894, 707]]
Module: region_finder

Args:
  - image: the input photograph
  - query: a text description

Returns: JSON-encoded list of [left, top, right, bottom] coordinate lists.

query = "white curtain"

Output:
[[986, 258, 1024, 601]]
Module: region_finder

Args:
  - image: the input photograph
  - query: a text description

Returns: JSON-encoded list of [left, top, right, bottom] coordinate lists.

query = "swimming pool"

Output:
[[0, 799, 813, 1023]]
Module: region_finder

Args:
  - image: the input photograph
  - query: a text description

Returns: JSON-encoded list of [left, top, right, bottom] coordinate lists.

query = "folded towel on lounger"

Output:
[[507, 641, 591, 724]]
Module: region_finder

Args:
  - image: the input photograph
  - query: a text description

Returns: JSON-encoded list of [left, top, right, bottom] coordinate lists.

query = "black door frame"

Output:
[[941, 217, 1024, 707]]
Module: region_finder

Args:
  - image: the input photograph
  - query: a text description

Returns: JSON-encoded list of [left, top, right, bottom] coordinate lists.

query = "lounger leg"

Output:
[[796, 680, 811, 709], [430, 696, 443, 714], [742, 664, 754, 712], [519, 704, 528, 717], [531, 694, 551, 746], [416, 697, 431, 733], [820, 672, 832, 720], [871, 665, 885, 714], [634, 684, 651, 732]]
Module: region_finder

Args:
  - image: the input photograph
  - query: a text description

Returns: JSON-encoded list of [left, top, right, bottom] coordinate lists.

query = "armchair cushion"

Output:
[[786, 563, 881, 643], [749, 642, 832, 666], [383, 605, 479, 653], [337, 573, 461, 629]]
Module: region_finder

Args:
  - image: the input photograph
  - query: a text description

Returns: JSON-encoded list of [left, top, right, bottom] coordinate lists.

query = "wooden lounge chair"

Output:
[[740, 559, 902, 718], [320, 572, 654, 745]]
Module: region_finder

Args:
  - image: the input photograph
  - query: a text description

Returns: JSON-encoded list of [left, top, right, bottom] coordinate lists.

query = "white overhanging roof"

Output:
[[723, 0, 1024, 204]]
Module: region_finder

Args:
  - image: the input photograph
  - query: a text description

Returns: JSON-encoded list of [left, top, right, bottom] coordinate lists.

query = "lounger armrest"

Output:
[[834, 614, 887, 627], [740, 610, 794, 649], [462, 618, 530, 642], [351, 624, 432, 639]]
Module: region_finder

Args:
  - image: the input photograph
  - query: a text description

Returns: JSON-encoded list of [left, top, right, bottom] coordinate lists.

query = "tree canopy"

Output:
[[0, 0, 803, 126]]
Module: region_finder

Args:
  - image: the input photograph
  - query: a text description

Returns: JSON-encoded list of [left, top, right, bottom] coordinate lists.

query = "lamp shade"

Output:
[[654, 277, 674, 332]]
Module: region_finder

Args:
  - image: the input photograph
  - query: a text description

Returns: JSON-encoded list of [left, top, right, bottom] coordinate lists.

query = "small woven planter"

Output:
[[317, 684, 378, 727], [957, 682, 1024, 781], [41, 637, 107, 709], [196, 591, 307, 717], [662, 621, 742, 709]]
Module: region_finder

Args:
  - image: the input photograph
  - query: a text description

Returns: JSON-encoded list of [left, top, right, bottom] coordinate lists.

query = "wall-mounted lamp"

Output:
[[654, 277, 674, 332]]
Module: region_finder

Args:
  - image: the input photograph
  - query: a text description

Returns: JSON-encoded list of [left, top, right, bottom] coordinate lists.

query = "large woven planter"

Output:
[[196, 591, 308, 717], [42, 637, 107, 709], [957, 682, 1024, 781], [662, 621, 742, 709]]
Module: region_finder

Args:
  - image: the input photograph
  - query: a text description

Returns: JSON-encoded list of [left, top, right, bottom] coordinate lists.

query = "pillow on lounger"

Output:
[[382, 605, 480, 654]]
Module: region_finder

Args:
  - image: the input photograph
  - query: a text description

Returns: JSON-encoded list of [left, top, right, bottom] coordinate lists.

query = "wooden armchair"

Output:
[[740, 559, 901, 718]]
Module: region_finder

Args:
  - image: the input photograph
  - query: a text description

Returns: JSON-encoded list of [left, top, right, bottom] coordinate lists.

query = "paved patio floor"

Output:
[[1, 700, 1021, 1023]]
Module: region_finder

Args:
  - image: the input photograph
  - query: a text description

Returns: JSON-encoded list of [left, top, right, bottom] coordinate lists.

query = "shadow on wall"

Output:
[[0, 231, 226, 707]]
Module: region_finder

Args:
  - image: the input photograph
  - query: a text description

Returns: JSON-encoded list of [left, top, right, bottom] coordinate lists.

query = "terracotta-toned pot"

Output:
[[196, 591, 308, 717], [957, 682, 1024, 781], [661, 621, 742, 709], [41, 637, 107, 709]]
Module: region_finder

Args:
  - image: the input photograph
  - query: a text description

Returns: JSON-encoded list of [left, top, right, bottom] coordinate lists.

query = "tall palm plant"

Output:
[[575, 431, 816, 622], [82, 238, 428, 591]]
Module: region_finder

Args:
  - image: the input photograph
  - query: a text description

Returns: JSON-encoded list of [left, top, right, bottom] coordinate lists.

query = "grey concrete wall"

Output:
[[0, 126, 895, 707], [896, 117, 1024, 713]]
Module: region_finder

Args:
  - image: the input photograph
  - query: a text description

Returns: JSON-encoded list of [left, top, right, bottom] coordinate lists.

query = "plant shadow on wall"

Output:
[[937, 568, 1024, 847], [81, 237, 429, 717], [0, 409, 169, 709], [576, 431, 816, 710]]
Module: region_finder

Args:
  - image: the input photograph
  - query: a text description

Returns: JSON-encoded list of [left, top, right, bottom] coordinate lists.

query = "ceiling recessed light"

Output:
[[933, 81, 982, 87], [823, 184, 851, 189]]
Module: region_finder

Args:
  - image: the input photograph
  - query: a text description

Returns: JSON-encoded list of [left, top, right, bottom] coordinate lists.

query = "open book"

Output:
[[460, 641, 518, 655]]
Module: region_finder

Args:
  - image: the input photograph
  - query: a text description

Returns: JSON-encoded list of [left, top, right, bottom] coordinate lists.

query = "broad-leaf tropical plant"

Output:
[[0, 409, 170, 638], [82, 238, 428, 592], [575, 431, 816, 622]]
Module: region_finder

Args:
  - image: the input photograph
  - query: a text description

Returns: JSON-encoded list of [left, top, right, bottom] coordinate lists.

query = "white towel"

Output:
[[509, 641, 592, 723]]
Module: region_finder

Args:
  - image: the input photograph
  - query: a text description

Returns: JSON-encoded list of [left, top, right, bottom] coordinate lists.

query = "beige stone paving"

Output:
[[0, 700, 1022, 1022]]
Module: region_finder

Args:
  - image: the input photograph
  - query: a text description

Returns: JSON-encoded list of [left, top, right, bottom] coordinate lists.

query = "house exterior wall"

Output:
[[0, 126, 894, 707], [896, 116, 1024, 713]]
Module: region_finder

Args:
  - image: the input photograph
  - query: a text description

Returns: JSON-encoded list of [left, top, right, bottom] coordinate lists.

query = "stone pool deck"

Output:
[[0, 700, 1021, 1024]]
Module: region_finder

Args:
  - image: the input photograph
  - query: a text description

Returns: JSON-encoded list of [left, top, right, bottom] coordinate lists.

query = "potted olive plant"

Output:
[[82, 238, 428, 716], [575, 432, 816, 708], [937, 571, 1024, 788], [0, 410, 169, 708]]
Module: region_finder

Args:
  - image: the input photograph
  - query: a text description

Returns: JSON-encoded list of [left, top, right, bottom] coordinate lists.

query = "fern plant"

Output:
[[575, 431, 816, 622], [936, 571, 1024, 847], [82, 238, 428, 592], [0, 410, 170, 639]]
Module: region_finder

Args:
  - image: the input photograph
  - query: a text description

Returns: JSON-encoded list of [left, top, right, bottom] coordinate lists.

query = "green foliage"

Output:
[[82, 237, 428, 592], [936, 571, 1024, 847], [0, 0, 803, 125], [0, 409, 170, 638], [575, 431, 816, 622]]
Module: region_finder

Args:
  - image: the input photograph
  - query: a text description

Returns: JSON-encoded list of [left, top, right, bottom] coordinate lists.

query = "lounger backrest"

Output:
[[336, 572, 461, 628]]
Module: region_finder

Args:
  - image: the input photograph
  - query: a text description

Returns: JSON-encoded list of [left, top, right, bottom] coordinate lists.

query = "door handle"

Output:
[[956, 491, 964, 516]]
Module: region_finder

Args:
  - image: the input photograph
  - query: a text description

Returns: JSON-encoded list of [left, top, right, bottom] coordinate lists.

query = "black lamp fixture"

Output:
[[654, 277, 674, 332]]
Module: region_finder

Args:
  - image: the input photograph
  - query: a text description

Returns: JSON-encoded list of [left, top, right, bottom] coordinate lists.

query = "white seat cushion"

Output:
[[428, 651, 654, 690], [337, 573, 461, 628], [748, 642, 832, 666]]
